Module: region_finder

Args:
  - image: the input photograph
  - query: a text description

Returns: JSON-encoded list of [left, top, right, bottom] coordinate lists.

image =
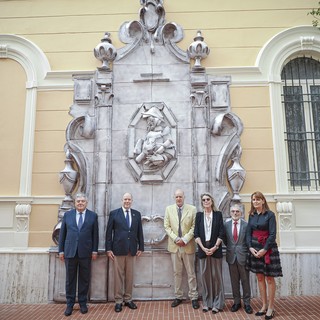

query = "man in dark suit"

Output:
[[106, 192, 144, 313], [58, 193, 99, 317], [223, 204, 253, 314]]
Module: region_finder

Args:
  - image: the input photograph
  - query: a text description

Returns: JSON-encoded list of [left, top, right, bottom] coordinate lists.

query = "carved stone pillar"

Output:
[[188, 31, 210, 208]]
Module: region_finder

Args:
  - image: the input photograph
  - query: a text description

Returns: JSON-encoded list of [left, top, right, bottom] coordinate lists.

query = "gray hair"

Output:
[[74, 193, 88, 201], [230, 203, 242, 212]]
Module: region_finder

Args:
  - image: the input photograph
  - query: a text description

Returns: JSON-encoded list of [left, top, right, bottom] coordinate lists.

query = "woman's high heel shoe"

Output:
[[255, 310, 267, 316], [265, 310, 275, 319]]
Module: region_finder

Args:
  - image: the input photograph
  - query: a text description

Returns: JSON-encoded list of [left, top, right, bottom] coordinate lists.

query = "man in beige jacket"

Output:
[[164, 189, 199, 309]]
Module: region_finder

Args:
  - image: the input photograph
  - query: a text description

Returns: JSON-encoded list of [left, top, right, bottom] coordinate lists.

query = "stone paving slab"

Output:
[[0, 296, 319, 320]]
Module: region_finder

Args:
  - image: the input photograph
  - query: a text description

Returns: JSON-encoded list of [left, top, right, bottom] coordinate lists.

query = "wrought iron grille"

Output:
[[281, 57, 320, 191]]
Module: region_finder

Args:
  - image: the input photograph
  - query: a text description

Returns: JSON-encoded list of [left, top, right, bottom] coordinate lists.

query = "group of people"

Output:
[[58, 189, 282, 319]]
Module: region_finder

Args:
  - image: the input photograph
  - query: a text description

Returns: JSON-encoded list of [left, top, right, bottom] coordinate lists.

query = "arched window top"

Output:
[[256, 26, 320, 82], [282, 57, 320, 80], [0, 34, 51, 88]]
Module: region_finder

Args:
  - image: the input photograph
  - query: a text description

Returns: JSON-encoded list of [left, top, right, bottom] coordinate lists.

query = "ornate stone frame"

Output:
[[127, 102, 177, 183]]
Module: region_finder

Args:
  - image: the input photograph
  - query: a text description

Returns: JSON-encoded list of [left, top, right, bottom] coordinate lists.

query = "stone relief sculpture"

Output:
[[128, 102, 177, 183], [134, 106, 175, 169], [51, 0, 246, 302]]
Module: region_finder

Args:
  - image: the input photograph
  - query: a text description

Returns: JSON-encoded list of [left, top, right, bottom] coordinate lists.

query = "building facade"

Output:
[[0, 0, 319, 303]]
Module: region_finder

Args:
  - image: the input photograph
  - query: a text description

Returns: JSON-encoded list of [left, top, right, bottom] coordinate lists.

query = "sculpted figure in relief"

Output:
[[134, 106, 175, 170]]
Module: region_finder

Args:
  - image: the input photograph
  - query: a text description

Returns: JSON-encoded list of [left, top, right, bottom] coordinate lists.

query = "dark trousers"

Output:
[[65, 254, 91, 306], [228, 259, 251, 305]]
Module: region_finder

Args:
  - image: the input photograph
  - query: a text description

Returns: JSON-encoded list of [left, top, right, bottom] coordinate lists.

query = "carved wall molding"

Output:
[[276, 201, 293, 231], [15, 203, 31, 232], [300, 36, 315, 51]]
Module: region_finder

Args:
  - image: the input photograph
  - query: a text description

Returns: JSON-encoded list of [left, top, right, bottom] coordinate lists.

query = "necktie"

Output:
[[233, 221, 238, 242], [178, 207, 182, 237], [126, 210, 130, 228], [78, 212, 83, 230]]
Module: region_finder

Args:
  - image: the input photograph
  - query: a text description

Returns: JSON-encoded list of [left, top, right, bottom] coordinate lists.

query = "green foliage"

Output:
[[308, 2, 320, 28]]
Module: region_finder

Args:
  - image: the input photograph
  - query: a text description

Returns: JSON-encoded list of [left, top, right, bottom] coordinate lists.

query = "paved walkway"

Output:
[[1, 296, 319, 320]]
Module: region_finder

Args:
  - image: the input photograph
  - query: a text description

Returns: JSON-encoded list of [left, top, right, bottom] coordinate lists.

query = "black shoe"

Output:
[[80, 304, 88, 314], [244, 305, 253, 314], [125, 301, 137, 309], [255, 310, 267, 316], [115, 303, 122, 312], [64, 306, 73, 316], [192, 299, 200, 309], [231, 303, 241, 312], [171, 298, 182, 307], [265, 310, 275, 319]]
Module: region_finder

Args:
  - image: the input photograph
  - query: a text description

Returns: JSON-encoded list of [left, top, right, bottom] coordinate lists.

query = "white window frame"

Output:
[[256, 26, 320, 194]]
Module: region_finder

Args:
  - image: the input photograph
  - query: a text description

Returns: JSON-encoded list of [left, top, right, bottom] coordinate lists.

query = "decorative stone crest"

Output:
[[141, 215, 166, 247], [117, 0, 186, 60]]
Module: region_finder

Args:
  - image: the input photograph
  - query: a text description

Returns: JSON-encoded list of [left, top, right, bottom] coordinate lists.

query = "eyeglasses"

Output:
[[231, 210, 240, 213], [202, 198, 211, 202]]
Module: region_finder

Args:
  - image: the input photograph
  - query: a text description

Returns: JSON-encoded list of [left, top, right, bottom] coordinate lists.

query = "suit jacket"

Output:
[[105, 208, 144, 256], [194, 210, 224, 259], [223, 218, 249, 265], [58, 209, 99, 259], [164, 203, 196, 254]]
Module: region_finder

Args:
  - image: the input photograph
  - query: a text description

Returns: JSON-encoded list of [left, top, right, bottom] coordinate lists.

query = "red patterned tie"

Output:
[[233, 221, 238, 242]]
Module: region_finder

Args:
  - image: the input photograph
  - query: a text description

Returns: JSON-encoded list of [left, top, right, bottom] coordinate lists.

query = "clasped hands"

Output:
[[250, 247, 267, 259], [204, 246, 217, 256], [175, 238, 186, 247]]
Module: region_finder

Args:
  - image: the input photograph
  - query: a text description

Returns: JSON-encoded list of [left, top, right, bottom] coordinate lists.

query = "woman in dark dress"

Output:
[[246, 191, 283, 320], [194, 192, 225, 314]]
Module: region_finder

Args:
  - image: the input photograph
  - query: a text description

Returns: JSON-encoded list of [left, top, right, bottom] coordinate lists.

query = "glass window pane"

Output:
[[283, 86, 310, 187], [282, 57, 320, 190], [311, 86, 320, 184]]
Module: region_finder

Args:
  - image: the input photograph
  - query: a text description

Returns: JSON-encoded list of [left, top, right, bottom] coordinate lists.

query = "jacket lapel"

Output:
[[72, 209, 77, 227], [181, 206, 189, 222], [239, 220, 246, 241]]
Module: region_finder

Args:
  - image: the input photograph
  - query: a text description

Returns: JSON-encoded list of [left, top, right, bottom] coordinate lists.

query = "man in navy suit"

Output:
[[59, 193, 99, 316], [223, 204, 253, 314], [106, 192, 144, 312]]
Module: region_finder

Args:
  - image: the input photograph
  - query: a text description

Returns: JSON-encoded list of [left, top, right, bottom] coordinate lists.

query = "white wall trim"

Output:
[[0, 34, 51, 196], [0, 196, 64, 204]]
